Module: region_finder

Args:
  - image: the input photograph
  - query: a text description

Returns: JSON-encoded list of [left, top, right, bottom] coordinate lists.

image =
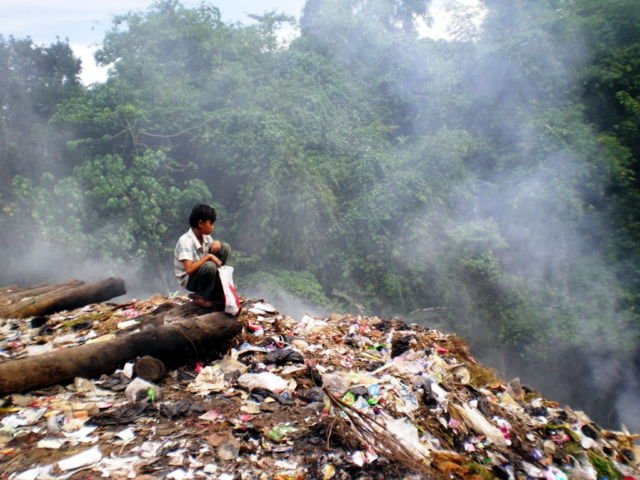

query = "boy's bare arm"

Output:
[[181, 254, 222, 275], [209, 241, 222, 253]]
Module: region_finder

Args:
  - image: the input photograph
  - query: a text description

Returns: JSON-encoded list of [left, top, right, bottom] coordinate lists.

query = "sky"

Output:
[[0, 0, 484, 84]]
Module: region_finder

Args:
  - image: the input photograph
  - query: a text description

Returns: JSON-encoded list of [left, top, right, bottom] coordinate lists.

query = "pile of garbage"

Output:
[[0, 294, 638, 479]]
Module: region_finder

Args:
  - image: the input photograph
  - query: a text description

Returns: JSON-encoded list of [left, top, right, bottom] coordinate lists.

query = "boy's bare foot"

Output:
[[191, 295, 213, 308]]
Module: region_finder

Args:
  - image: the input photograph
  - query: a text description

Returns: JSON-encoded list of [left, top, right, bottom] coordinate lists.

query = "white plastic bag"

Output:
[[218, 265, 240, 316], [237, 372, 289, 393]]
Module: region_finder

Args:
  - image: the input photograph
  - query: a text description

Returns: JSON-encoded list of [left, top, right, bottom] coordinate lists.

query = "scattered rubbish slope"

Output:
[[0, 287, 638, 479]]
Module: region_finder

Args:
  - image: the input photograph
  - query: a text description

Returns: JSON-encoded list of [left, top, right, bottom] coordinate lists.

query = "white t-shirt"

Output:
[[173, 228, 213, 287]]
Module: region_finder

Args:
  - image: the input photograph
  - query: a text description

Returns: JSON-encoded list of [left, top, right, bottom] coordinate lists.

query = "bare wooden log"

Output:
[[0, 280, 84, 307], [0, 277, 126, 319], [111, 301, 218, 334], [134, 356, 167, 382], [0, 285, 19, 295], [165, 300, 226, 318], [0, 284, 48, 304], [0, 312, 242, 394]]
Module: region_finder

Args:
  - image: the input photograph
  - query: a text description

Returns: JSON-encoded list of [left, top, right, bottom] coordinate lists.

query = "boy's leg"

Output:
[[186, 261, 219, 301], [210, 243, 231, 307], [217, 242, 231, 265]]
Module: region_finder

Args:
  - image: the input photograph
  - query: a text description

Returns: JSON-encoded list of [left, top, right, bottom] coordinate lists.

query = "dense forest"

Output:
[[1, 0, 639, 429]]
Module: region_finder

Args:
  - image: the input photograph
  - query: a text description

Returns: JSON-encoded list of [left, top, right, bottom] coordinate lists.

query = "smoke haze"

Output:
[[0, 0, 638, 431]]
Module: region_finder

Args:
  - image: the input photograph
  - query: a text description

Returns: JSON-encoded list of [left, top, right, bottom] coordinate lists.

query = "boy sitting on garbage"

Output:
[[174, 204, 231, 308]]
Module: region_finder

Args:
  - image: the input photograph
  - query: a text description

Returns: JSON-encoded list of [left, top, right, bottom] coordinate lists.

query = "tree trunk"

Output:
[[0, 277, 126, 319], [0, 312, 242, 394]]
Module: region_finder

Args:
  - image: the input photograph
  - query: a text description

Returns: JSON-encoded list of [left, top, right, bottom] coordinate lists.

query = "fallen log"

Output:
[[0, 284, 48, 304], [0, 284, 19, 295], [0, 312, 242, 394], [134, 356, 167, 382], [0, 280, 84, 307], [0, 277, 126, 319]]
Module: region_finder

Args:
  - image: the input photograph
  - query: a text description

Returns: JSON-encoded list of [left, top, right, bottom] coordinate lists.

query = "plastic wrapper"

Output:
[[449, 403, 510, 448]]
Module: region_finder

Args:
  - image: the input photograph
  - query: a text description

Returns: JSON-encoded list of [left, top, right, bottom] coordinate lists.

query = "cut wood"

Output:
[[0, 277, 126, 319], [134, 356, 167, 382], [0, 280, 84, 307], [0, 312, 242, 394], [0, 284, 48, 304], [0, 284, 19, 295]]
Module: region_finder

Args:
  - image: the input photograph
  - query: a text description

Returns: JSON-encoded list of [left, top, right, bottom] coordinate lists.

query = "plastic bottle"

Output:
[[124, 377, 161, 403]]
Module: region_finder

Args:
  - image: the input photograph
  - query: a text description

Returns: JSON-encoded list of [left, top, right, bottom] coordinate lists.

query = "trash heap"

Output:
[[0, 295, 639, 480]]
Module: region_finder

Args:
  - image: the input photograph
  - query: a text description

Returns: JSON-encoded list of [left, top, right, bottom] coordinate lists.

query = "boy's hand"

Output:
[[209, 254, 222, 267], [210, 241, 222, 253]]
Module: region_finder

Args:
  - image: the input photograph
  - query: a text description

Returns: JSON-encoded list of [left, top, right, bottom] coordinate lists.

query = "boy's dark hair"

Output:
[[189, 204, 217, 228]]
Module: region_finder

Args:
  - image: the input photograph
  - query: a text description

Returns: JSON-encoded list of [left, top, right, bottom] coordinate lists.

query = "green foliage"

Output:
[[8, 150, 211, 276], [9, 174, 87, 252], [72, 150, 210, 258], [0, 37, 81, 198], [241, 269, 331, 307], [570, 0, 640, 315], [588, 452, 622, 480]]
